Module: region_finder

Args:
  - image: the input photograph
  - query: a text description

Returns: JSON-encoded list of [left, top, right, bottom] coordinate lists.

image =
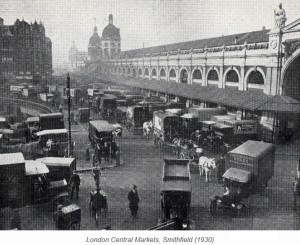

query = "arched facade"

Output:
[[192, 68, 202, 84], [144, 68, 149, 76], [179, 68, 188, 84], [245, 67, 265, 90], [169, 68, 176, 82], [160, 68, 166, 80]]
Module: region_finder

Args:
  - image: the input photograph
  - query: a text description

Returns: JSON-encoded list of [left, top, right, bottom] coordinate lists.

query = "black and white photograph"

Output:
[[1, 0, 300, 244]]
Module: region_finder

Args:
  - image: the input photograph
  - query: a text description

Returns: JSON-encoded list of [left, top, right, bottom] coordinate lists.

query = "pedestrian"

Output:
[[111, 139, 118, 159], [69, 171, 80, 199], [53, 205, 64, 230], [92, 164, 101, 187], [9, 210, 21, 230], [128, 185, 140, 218], [298, 157, 300, 178], [91, 187, 107, 227], [104, 141, 110, 161], [217, 154, 226, 183]]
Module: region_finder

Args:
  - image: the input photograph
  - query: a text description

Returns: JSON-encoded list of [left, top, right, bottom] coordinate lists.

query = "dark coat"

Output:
[[53, 210, 64, 230], [69, 173, 80, 186], [128, 189, 140, 207]]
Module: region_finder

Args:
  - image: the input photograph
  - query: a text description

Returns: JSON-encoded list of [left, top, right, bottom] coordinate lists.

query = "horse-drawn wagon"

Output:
[[158, 158, 192, 230], [209, 140, 275, 216], [153, 111, 182, 148]]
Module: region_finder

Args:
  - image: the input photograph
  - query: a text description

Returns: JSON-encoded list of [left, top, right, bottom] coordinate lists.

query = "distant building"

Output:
[[0, 17, 52, 88], [88, 14, 121, 61], [68, 41, 88, 69]]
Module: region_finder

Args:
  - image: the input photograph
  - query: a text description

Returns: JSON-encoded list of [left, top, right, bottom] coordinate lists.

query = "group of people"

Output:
[[95, 138, 118, 162]]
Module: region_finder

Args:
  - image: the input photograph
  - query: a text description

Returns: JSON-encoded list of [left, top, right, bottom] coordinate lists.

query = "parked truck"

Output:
[[225, 140, 275, 194]]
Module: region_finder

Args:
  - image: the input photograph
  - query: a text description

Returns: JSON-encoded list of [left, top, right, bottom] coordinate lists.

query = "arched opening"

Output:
[[118, 68, 121, 73], [152, 68, 157, 77], [160, 68, 166, 77], [283, 55, 300, 101], [145, 68, 149, 76], [122, 68, 126, 74], [138, 68, 142, 76], [180, 69, 188, 84], [127, 67, 131, 75], [246, 70, 264, 90], [169, 69, 176, 78], [225, 70, 239, 83], [192, 69, 202, 83], [207, 69, 219, 81], [132, 68, 137, 77]]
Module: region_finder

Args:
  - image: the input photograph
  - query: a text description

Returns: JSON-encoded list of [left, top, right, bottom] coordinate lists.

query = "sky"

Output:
[[2, 0, 300, 67]]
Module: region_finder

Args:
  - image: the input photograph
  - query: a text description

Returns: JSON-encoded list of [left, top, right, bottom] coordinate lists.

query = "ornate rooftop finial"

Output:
[[109, 14, 113, 25]]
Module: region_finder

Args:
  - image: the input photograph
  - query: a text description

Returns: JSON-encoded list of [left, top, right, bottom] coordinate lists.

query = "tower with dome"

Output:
[[88, 14, 121, 61]]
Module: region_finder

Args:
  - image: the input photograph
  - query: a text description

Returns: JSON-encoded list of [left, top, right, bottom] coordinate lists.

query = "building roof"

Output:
[[102, 24, 120, 40], [229, 140, 274, 158], [119, 29, 270, 58], [0, 153, 25, 165]]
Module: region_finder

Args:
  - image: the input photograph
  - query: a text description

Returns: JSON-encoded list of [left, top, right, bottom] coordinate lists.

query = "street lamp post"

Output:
[[67, 73, 72, 157]]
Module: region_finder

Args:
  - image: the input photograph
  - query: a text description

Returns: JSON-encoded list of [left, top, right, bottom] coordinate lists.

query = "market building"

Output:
[[87, 7, 300, 142], [0, 17, 52, 88]]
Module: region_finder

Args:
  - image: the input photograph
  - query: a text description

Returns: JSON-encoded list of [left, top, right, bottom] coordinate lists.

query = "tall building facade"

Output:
[[69, 41, 88, 69], [88, 14, 121, 61], [0, 17, 52, 88]]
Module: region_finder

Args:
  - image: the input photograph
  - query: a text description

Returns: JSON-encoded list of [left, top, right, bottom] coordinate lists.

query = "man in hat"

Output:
[[91, 187, 107, 227], [53, 205, 64, 230], [128, 185, 140, 218], [69, 171, 80, 199], [92, 164, 101, 187]]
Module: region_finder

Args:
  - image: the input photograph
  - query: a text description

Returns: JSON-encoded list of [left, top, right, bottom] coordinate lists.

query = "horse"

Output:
[[143, 121, 153, 138], [198, 156, 217, 182]]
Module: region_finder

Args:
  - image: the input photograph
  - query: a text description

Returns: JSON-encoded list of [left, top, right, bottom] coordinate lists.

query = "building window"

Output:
[[145, 68, 149, 76], [207, 69, 219, 81], [138, 68, 142, 75], [180, 69, 188, 83], [226, 70, 239, 83], [152, 68, 157, 76], [193, 69, 202, 79], [248, 70, 264, 85], [160, 68, 166, 77], [169, 69, 176, 78]]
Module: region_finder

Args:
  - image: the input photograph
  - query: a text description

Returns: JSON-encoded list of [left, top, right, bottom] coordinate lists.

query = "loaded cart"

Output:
[[61, 204, 81, 230]]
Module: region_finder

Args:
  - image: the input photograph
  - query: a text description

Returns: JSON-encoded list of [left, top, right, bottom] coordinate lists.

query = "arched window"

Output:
[[193, 69, 202, 79], [127, 68, 130, 74], [169, 69, 176, 78], [122, 68, 126, 74], [180, 69, 188, 83], [160, 68, 166, 77], [145, 68, 149, 76], [207, 69, 219, 81], [248, 70, 264, 85], [138, 68, 142, 75], [152, 68, 157, 76], [226, 70, 239, 83], [132, 69, 137, 77], [118, 68, 121, 73]]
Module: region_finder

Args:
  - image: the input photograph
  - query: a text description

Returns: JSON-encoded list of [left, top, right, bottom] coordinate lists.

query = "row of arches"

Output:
[[111, 66, 265, 86]]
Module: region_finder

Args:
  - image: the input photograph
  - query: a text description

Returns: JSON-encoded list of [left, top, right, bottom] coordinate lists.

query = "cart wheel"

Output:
[[67, 221, 80, 230]]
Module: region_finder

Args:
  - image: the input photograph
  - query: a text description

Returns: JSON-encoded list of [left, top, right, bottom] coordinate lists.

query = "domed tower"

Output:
[[101, 14, 121, 59], [88, 25, 102, 61]]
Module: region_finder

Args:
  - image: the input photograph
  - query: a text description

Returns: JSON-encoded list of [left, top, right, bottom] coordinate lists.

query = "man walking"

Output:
[[128, 185, 140, 218], [69, 171, 80, 199], [53, 205, 64, 230], [217, 154, 226, 183], [92, 164, 101, 187]]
